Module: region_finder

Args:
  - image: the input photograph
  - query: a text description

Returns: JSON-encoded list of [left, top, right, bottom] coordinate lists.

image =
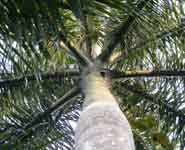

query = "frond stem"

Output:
[[0, 86, 81, 146], [111, 24, 185, 64], [98, 0, 151, 63], [24, 86, 80, 130], [59, 32, 91, 66], [108, 69, 185, 79], [0, 70, 80, 88]]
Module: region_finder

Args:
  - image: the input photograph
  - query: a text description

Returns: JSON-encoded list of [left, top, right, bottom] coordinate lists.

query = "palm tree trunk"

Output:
[[75, 72, 135, 150]]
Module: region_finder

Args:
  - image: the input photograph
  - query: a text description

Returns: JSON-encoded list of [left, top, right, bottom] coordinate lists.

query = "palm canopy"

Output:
[[0, 0, 185, 149]]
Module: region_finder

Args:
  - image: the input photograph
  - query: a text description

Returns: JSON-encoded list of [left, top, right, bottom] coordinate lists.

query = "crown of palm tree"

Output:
[[0, 0, 185, 149]]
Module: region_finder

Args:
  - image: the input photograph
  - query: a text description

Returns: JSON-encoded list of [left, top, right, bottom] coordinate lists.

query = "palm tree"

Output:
[[0, 0, 185, 149]]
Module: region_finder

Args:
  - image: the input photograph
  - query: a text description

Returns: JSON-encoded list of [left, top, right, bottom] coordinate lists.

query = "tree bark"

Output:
[[75, 72, 135, 150]]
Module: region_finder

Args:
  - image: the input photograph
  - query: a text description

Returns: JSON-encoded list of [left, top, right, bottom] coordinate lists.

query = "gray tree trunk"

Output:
[[75, 72, 135, 150]]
